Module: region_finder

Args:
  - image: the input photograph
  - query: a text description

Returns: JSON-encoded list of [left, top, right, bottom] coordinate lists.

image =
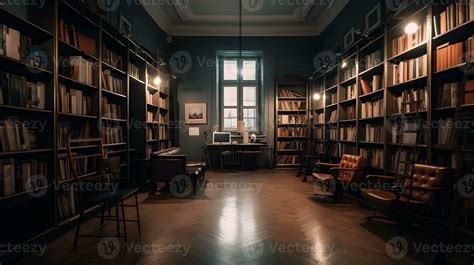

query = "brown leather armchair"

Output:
[[361, 164, 453, 221], [312, 154, 368, 197]]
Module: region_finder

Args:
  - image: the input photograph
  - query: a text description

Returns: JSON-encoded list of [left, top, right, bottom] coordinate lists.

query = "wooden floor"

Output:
[[18, 170, 471, 265]]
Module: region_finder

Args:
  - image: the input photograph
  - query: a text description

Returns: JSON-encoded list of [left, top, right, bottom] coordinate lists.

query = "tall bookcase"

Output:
[[309, 0, 474, 232], [0, 0, 176, 249], [274, 76, 309, 167]]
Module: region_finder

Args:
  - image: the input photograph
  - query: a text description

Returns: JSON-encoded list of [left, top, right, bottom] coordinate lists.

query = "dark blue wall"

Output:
[[170, 36, 316, 160]]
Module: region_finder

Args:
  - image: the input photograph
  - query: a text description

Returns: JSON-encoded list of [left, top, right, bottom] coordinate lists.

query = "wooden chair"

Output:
[[66, 138, 141, 247]]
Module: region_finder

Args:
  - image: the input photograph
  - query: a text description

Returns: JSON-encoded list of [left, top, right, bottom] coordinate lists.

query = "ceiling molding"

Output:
[[141, 0, 349, 37]]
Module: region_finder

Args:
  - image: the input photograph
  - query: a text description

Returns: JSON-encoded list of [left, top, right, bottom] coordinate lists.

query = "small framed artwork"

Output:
[[185, 103, 207, 125], [365, 4, 382, 33], [344, 28, 355, 50], [119, 15, 132, 37]]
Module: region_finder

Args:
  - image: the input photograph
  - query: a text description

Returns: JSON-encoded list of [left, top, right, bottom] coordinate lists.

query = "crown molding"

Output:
[[169, 25, 319, 37], [312, 0, 350, 35]]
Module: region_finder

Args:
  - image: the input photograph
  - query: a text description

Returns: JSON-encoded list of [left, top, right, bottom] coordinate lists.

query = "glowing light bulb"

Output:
[[153, 76, 162, 86], [405, 22, 418, 34], [313, 93, 321, 100], [341, 61, 348, 69]]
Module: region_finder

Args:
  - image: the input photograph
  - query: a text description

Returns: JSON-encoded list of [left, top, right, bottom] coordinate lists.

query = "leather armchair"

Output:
[[312, 154, 367, 197], [361, 164, 453, 220]]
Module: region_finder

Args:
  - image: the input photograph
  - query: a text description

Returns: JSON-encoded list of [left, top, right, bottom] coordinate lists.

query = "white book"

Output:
[[6, 27, 20, 61], [37, 82, 45, 109]]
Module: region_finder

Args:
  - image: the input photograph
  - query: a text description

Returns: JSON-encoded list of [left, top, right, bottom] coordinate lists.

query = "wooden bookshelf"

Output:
[[0, 1, 176, 250], [274, 76, 309, 167]]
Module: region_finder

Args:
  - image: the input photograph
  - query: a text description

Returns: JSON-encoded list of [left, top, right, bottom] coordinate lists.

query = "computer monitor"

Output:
[[213, 132, 232, 144]]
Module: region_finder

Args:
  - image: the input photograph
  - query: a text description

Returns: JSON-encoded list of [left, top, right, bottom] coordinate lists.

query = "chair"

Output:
[[298, 141, 335, 182], [312, 154, 367, 197], [361, 164, 453, 223], [149, 147, 206, 194], [67, 138, 141, 247]]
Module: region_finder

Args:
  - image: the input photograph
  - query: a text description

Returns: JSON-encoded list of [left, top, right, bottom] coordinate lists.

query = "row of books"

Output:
[[390, 54, 428, 85], [159, 126, 168, 140], [0, 158, 48, 197], [277, 128, 307, 137], [340, 126, 356, 141], [341, 60, 356, 81], [361, 98, 384, 118], [390, 150, 427, 174], [391, 87, 428, 114], [102, 70, 125, 96], [277, 141, 303, 151], [146, 90, 167, 108], [57, 190, 76, 219], [59, 20, 96, 57], [278, 88, 304, 98], [440, 79, 474, 106], [327, 92, 337, 105], [341, 85, 356, 101], [277, 155, 299, 165], [314, 113, 324, 124], [102, 125, 124, 144], [278, 115, 307, 124], [278, 101, 305, 111], [0, 24, 39, 64], [390, 122, 428, 145], [360, 148, 384, 168], [329, 128, 337, 140], [129, 63, 141, 80], [360, 75, 383, 95], [0, 71, 46, 109], [57, 122, 91, 148], [58, 84, 93, 115], [339, 143, 357, 156], [435, 38, 473, 72], [391, 19, 427, 56], [313, 127, 324, 139], [342, 105, 356, 120], [0, 117, 37, 152], [433, 0, 474, 36], [147, 111, 166, 124], [60, 56, 96, 86], [328, 110, 337, 123], [363, 49, 383, 71], [102, 97, 123, 119], [57, 153, 97, 181], [437, 118, 454, 145], [102, 45, 123, 70], [364, 124, 383, 142]]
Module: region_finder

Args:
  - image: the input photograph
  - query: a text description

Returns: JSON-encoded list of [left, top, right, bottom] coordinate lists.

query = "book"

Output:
[[360, 148, 384, 168], [5, 27, 20, 61], [390, 54, 427, 85]]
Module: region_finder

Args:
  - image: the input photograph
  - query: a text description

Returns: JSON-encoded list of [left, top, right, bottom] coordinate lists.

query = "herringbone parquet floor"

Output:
[[17, 170, 472, 265]]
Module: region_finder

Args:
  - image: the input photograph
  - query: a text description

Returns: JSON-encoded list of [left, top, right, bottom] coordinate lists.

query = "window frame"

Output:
[[218, 55, 261, 133]]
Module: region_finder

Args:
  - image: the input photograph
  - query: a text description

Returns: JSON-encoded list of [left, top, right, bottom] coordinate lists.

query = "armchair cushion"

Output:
[[312, 172, 334, 181], [401, 164, 450, 204], [338, 155, 367, 182], [361, 188, 428, 207]]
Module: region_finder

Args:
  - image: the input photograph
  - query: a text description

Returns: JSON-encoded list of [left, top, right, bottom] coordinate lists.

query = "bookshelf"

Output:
[[274, 76, 308, 167], [0, 0, 176, 250], [309, 0, 474, 233]]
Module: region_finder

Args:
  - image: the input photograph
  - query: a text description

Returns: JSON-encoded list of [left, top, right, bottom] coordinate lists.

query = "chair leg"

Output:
[[100, 203, 106, 230], [120, 201, 128, 242], [135, 194, 142, 234], [73, 212, 83, 248], [115, 205, 121, 238]]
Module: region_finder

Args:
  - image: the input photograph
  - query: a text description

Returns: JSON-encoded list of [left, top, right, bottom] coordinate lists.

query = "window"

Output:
[[219, 56, 261, 132]]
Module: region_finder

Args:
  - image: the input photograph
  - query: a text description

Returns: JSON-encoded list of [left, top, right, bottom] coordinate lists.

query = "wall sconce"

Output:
[[153, 76, 162, 86], [404, 22, 418, 34], [341, 60, 348, 69], [313, 93, 322, 101]]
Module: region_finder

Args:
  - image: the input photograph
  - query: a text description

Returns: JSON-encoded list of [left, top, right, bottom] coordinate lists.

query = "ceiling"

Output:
[[140, 0, 349, 36]]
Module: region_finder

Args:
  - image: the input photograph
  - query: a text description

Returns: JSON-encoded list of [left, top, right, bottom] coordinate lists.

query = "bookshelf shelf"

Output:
[[102, 89, 127, 98], [58, 112, 99, 119], [102, 62, 127, 75], [359, 89, 384, 99], [59, 75, 98, 90], [359, 62, 384, 77], [325, 85, 338, 92], [130, 76, 145, 85], [0, 148, 53, 156], [387, 76, 427, 90], [101, 117, 127, 122], [432, 20, 474, 46], [339, 76, 357, 86], [388, 42, 427, 63], [0, 54, 54, 76], [0, 185, 52, 202], [0, 104, 53, 114], [103, 143, 127, 147], [58, 40, 99, 61], [339, 98, 356, 105]]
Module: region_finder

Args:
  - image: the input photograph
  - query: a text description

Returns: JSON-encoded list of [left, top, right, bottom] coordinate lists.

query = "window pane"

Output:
[[224, 86, 237, 106], [242, 60, 256, 80], [243, 108, 257, 131], [243, 86, 256, 107], [224, 108, 238, 130], [224, 60, 238, 80]]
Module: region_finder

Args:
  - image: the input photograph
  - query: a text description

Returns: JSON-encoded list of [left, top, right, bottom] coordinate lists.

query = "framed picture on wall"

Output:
[[185, 103, 207, 125], [344, 28, 355, 50], [365, 4, 382, 33], [119, 15, 132, 37]]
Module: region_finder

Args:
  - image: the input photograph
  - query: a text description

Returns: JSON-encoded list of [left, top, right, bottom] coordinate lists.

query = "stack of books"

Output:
[[390, 54, 428, 85], [391, 87, 428, 113], [364, 124, 383, 142], [102, 45, 123, 69], [0, 71, 46, 109], [360, 75, 383, 95], [0, 158, 48, 197], [361, 98, 384, 118], [60, 56, 95, 86], [433, 1, 474, 36], [102, 97, 123, 119], [59, 20, 96, 56], [59, 84, 93, 115], [340, 126, 356, 141], [391, 20, 427, 56], [0, 117, 37, 152], [102, 70, 124, 95]]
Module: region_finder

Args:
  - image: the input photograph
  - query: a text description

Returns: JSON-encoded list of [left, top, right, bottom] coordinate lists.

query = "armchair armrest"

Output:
[[366, 175, 405, 181], [314, 163, 339, 171], [330, 167, 364, 172]]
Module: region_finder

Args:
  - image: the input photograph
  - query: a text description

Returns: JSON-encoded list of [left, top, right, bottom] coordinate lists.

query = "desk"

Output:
[[205, 143, 270, 169]]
